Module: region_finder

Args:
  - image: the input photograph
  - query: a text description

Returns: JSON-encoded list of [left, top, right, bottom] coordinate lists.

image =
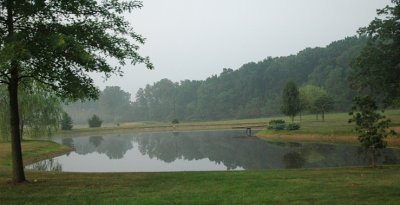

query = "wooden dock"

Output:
[[232, 125, 267, 136]]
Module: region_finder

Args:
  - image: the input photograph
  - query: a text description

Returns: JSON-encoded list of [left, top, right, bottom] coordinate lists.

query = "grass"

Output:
[[1, 167, 400, 204], [59, 118, 272, 136], [0, 141, 71, 172], [257, 109, 400, 147], [1, 111, 400, 204]]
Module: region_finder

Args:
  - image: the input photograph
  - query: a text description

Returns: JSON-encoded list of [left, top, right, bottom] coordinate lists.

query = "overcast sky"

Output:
[[92, 0, 392, 98]]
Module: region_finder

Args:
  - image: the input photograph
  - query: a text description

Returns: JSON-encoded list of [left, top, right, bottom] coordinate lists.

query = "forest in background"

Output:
[[65, 36, 369, 124]]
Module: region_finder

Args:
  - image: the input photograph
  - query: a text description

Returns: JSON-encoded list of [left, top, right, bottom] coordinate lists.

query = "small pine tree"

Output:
[[281, 81, 301, 122], [349, 96, 395, 167], [88, 114, 103, 128], [60, 112, 73, 130]]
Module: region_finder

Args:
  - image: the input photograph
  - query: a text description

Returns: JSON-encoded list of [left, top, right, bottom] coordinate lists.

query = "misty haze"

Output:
[[1, 0, 399, 204]]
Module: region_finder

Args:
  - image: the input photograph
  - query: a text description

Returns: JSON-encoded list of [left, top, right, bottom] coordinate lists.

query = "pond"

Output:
[[27, 130, 400, 172]]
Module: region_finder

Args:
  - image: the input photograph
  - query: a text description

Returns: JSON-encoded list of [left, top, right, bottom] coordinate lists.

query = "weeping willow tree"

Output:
[[0, 83, 62, 141]]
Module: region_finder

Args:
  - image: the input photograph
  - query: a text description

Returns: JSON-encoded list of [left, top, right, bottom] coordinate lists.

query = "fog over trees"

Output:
[[66, 36, 372, 124]]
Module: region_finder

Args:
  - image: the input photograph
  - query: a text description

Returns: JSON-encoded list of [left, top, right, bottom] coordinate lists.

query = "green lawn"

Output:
[[2, 167, 400, 204], [257, 110, 400, 146]]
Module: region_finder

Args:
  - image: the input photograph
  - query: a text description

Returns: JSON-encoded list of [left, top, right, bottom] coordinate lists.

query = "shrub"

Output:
[[267, 120, 300, 131], [267, 119, 286, 130], [172, 119, 179, 124], [286, 123, 300, 130], [88, 114, 103, 128], [60, 112, 73, 130]]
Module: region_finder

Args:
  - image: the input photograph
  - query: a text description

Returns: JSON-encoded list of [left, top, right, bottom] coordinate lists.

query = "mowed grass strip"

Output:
[[0, 141, 400, 204]]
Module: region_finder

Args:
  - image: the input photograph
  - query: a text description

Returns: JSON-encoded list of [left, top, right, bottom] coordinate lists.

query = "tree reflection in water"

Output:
[[283, 152, 306, 168], [89, 136, 104, 147], [62, 135, 134, 159], [32, 131, 400, 172], [28, 158, 62, 171], [131, 131, 400, 170]]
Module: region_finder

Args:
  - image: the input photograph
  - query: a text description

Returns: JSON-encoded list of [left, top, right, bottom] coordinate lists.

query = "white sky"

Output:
[[92, 0, 392, 98]]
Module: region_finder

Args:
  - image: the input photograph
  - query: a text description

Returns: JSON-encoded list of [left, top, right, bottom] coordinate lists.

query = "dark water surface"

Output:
[[27, 130, 400, 172]]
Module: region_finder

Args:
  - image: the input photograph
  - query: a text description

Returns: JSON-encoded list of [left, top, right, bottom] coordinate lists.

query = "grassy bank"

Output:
[[59, 119, 270, 136], [0, 141, 71, 173], [257, 110, 400, 147], [1, 141, 400, 204], [60, 110, 400, 141]]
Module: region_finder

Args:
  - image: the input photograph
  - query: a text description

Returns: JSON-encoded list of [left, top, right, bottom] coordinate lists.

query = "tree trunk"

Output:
[[8, 63, 26, 183], [6, 0, 26, 183], [322, 111, 325, 121]]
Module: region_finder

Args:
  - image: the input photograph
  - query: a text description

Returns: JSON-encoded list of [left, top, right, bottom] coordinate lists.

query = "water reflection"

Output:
[[60, 135, 133, 159], [28, 130, 400, 172], [89, 136, 104, 147], [283, 152, 306, 168], [27, 158, 62, 172]]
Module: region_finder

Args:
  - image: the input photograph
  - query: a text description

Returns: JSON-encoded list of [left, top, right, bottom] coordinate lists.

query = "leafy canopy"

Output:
[[0, 0, 153, 99], [350, 0, 400, 105]]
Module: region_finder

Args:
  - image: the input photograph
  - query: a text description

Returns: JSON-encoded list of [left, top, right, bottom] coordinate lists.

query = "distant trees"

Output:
[[61, 113, 73, 131], [314, 95, 334, 121], [99, 86, 133, 123], [88, 115, 103, 128], [63, 37, 366, 123], [281, 81, 301, 122], [299, 85, 334, 121], [126, 37, 365, 122], [65, 86, 135, 124]]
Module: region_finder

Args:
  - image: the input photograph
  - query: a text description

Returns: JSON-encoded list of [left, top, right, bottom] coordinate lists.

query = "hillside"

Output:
[[66, 36, 368, 123]]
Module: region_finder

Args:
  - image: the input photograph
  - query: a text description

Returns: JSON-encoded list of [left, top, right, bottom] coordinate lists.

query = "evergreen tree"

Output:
[[281, 81, 301, 122], [60, 112, 73, 131], [349, 96, 395, 167], [88, 115, 103, 128]]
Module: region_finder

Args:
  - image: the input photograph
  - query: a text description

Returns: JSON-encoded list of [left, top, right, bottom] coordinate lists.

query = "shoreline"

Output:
[[257, 133, 400, 148]]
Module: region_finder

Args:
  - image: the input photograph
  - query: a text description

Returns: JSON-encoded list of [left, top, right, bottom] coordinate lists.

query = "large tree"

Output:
[[350, 0, 400, 106], [281, 81, 300, 122], [0, 0, 152, 182]]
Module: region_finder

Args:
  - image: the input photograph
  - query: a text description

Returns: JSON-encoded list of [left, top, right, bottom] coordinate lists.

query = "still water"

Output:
[[27, 130, 400, 172]]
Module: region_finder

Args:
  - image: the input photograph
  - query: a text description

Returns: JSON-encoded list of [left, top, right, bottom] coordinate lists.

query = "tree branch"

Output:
[[0, 79, 9, 84]]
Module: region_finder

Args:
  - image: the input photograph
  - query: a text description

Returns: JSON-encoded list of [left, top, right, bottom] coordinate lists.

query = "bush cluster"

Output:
[[88, 114, 103, 128], [285, 123, 300, 130], [267, 120, 300, 131]]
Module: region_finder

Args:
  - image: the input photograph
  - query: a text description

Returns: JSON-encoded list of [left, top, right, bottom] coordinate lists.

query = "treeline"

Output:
[[130, 36, 366, 121], [64, 86, 133, 124], [65, 36, 368, 123]]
